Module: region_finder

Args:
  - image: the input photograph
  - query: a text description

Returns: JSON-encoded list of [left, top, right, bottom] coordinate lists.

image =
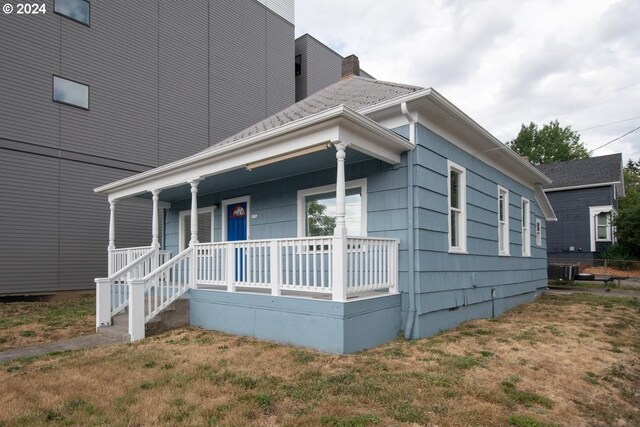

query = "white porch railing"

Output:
[[194, 236, 398, 295], [109, 246, 154, 276], [96, 236, 398, 342], [95, 248, 171, 327]]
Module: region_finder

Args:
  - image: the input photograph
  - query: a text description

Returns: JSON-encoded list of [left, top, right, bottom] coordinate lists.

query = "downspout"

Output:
[[401, 102, 417, 340]]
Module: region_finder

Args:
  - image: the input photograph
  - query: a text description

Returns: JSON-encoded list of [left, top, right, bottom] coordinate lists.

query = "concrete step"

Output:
[[98, 298, 190, 341]]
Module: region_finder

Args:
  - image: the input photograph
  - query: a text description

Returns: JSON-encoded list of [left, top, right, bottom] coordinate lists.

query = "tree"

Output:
[[306, 200, 335, 236], [508, 120, 590, 165], [615, 159, 640, 256]]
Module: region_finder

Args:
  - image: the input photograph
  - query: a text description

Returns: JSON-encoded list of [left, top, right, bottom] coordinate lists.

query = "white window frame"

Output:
[[178, 206, 215, 251], [498, 186, 510, 256], [221, 196, 251, 242], [447, 160, 467, 253], [521, 197, 531, 257], [296, 178, 367, 237], [588, 205, 614, 251], [535, 218, 542, 246]]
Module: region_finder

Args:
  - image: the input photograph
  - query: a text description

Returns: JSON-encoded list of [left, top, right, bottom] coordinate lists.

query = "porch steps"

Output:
[[97, 298, 190, 341]]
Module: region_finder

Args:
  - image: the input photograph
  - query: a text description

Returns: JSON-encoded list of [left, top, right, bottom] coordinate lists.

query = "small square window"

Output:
[[54, 0, 90, 26], [53, 76, 89, 109]]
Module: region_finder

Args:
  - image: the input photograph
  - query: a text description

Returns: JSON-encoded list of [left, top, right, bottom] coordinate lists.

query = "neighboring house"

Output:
[[94, 65, 556, 353], [0, 0, 295, 295], [536, 154, 624, 263], [295, 33, 374, 101]]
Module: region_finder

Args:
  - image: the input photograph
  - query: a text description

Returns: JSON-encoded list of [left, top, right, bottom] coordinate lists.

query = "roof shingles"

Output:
[[535, 154, 623, 189], [204, 76, 423, 151]]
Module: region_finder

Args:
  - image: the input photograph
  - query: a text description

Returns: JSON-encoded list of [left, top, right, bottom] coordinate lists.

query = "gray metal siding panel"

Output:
[[60, 1, 160, 166], [304, 36, 343, 99], [209, 0, 267, 144], [158, 1, 209, 164], [0, 150, 60, 294], [0, 0, 61, 149], [266, 11, 295, 115]]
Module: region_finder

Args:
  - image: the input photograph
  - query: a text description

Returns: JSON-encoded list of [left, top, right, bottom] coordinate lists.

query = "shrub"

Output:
[[599, 244, 634, 271]]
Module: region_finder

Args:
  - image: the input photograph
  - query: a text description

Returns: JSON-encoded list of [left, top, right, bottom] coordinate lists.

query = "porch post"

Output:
[[151, 190, 161, 249], [108, 200, 116, 275], [188, 180, 200, 289], [332, 142, 348, 302], [189, 180, 200, 246]]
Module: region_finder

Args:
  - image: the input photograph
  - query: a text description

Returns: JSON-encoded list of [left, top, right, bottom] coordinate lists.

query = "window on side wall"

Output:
[[297, 179, 367, 237], [448, 160, 467, 253], [498, 186, 510, 256], [179, 207, 215, 251], [54, 0, 90, 25], [521, 198, 531, 256], [596, 211, 611, 241], [52, 76, 89, 109], [535, 218, 542, 246]]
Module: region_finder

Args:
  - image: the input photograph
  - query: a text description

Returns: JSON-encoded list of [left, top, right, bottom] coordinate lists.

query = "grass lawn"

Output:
[[0, 294, 95, 351], [0, 294, 639, 426]]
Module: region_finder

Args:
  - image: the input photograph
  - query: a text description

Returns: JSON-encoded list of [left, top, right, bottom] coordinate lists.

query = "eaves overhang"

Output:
[[360, 88, 553, 188], [94, 105, 414, 201]]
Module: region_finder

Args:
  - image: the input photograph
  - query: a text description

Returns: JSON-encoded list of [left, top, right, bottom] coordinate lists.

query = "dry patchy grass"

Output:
[[0, 295, 95, 351], [0, 293, 638, 426]]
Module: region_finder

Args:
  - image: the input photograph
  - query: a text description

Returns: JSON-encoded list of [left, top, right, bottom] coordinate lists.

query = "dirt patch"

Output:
[[0, 294, 95, 351], [0, 293, 638, 426]]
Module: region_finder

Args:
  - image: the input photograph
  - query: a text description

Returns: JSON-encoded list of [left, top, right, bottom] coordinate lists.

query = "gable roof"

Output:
[[535, 154, 623, 191], [204, 76, 423, 151]]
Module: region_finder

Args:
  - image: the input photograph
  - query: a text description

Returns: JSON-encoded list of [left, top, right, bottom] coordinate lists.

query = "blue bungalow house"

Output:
[[93, 74, 556, 353]]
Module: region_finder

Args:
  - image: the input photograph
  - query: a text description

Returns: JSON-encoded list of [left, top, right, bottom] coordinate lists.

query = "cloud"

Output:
[[296, 0, 640, 161]]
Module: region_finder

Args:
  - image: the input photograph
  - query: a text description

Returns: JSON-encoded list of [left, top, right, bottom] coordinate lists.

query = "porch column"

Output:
[[151, 190, 161, 249], [107, 200, 116, 276], [108, 200, 116, 250], [332, 142, 348, 302], [334, 142, 348, 237], [189, 179, 200, 246]]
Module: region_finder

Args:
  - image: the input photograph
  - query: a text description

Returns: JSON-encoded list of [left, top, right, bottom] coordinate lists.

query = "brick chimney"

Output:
[[341, 54, 360, 78]]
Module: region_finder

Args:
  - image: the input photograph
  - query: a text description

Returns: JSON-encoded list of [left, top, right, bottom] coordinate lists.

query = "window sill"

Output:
[[448, 248, 468, 254], [499, 252, 510, 257]]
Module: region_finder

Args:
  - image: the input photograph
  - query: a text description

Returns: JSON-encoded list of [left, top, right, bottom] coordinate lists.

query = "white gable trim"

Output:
[[543, 181, 620, 193]]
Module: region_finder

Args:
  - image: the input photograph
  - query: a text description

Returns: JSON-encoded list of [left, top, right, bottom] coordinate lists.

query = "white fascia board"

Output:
[[535, 184, 557, 222], [360, 88, 552, 188], [543, 181, 620, 193], [96, 105, 413, 201]]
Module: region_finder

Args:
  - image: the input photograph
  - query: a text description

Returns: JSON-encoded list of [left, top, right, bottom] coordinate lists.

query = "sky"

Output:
[[294, 0, 640, 164]]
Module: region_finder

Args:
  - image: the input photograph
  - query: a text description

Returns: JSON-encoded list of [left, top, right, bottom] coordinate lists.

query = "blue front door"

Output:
[[227, 202, 247, 280]]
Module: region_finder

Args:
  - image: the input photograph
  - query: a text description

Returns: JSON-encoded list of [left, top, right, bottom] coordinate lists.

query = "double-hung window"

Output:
[[535, 218, 542, 246], [297, 179, 366, 237], [521, 198, 531, 256], [448, 161, 467, 252], [596, 212, 611, 241], [498, 186, 510, 256], [179, 207, 215, 251]]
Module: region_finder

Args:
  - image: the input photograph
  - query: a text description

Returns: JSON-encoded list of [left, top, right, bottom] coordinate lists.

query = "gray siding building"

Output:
[[0, 0, 295, 295], [536, 154, 624, 263], [295, 33, 373, 101]]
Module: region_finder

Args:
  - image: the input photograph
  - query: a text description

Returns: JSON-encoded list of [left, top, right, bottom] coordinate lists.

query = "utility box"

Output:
[[548, 264, 580, 281]]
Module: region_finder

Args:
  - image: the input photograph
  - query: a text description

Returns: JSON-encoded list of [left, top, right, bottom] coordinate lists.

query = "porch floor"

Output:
[[195, 284, 390, 301]]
